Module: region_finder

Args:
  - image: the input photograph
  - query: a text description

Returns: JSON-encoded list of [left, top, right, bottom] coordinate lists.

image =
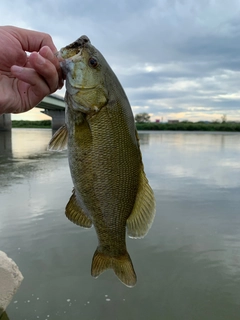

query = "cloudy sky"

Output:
[[2, 0, 240, 122]]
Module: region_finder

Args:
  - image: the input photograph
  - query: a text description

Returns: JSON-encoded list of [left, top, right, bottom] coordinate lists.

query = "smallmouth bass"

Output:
[[49, 36, 155, 287]]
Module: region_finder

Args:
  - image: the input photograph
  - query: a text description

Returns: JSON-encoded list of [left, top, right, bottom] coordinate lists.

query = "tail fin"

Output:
[[91, 248, 137, 287]]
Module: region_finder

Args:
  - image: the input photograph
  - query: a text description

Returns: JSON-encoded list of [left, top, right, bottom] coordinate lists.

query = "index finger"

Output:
[[5, 26, 57, 53]]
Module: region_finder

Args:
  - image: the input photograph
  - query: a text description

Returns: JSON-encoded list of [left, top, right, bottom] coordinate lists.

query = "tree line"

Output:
[[12, 120, 51, 128], [11, 115, 240, 132], [134, 113, 240, 131], [135, 121, 240, 131]]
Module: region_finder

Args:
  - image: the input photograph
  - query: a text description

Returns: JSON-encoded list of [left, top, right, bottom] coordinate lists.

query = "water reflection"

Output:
[[10, 129, 53, 159], [0, 129, 240, 319], [0, 129, 67, 194], [139, 131, 240, 189], [138, 132, 150, 145]]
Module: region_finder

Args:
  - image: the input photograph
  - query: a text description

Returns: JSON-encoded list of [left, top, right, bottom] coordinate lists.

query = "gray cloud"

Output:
[[1, 0, 240, 121]]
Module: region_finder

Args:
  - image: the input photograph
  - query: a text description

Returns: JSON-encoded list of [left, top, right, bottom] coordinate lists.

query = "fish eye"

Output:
[[88, 57, 98, 68]]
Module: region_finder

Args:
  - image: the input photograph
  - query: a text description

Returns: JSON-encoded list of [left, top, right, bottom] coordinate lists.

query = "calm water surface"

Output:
[[0, 129, 240, 320]]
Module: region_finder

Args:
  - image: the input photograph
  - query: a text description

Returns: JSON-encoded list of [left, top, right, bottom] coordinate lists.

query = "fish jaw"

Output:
[[58, 38, 109, 114], [61, 58, 87, 94], [60, 59, 74, 78], [60, 35, 90, 59], [57, 35, 92, 79]]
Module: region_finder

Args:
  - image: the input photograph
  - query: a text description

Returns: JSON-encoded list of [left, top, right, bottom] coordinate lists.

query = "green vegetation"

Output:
[[134, 112, 150, 123], [136, 121, 240, 131], [12, 120, 51, 128], [11, 119, 240, 131], [134, 112, 240, 131]]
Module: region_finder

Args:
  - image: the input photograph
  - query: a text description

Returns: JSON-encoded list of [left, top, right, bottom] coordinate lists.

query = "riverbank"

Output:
[[136, 121, 240, 131], [12, 120, 51, 128], [11, 120, 240, 131]]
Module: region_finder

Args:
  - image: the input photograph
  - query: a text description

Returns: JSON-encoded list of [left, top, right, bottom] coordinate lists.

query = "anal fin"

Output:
[[48, 124, 68, 151], [127, 165, 156, 238], [65, 189, 92, 228]]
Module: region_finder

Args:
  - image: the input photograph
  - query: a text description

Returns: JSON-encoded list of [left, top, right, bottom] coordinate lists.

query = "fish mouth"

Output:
[[59, 60, 69, 77], [59, 50, 83, 77], [65, 35, 90, 50], [54, 51, 64, 60], [58, 35, 90, 60], [58, 47, 83, 61], [57, 35, 91, 76]]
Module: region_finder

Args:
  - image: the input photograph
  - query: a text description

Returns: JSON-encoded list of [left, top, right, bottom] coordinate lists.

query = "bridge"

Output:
[[0, 94, 65, 131]]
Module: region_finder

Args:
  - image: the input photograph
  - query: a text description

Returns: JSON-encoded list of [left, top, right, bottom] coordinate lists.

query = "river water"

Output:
[[0, 129, 240, 320]]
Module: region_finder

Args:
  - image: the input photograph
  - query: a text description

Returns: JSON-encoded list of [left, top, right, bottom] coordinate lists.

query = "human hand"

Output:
[[0, 26, 63, 114]]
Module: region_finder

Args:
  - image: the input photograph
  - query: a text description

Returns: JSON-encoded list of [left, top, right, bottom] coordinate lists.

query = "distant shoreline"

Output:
[[11, 120, 240, 131], [12, 120, 51, 128], [136, 122, 240, 132]]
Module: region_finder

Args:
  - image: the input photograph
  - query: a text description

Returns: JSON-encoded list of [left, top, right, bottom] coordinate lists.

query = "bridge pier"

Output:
[[0, 114, 12, 131], [0, 95, 65, 131], [0, 131, 12, 156], [42, 109, 65, 130]]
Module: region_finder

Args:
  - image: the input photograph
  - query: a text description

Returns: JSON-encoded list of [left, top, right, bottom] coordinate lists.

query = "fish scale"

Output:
[[48, 35, 155, 287]]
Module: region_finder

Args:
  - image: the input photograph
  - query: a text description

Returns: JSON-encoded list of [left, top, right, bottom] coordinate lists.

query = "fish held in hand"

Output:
[[48, 36, 155, 287]]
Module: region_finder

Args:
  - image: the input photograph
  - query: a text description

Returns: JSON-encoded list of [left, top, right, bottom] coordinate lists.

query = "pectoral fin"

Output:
[[127, 166, 156, 238], [48, 124, 68, 151], [65, 190, 92, 228]]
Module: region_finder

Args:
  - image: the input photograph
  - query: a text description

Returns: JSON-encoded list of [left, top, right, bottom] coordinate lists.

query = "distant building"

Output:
[[168, 120, 179, 123], [155, 119, 160, 123]]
